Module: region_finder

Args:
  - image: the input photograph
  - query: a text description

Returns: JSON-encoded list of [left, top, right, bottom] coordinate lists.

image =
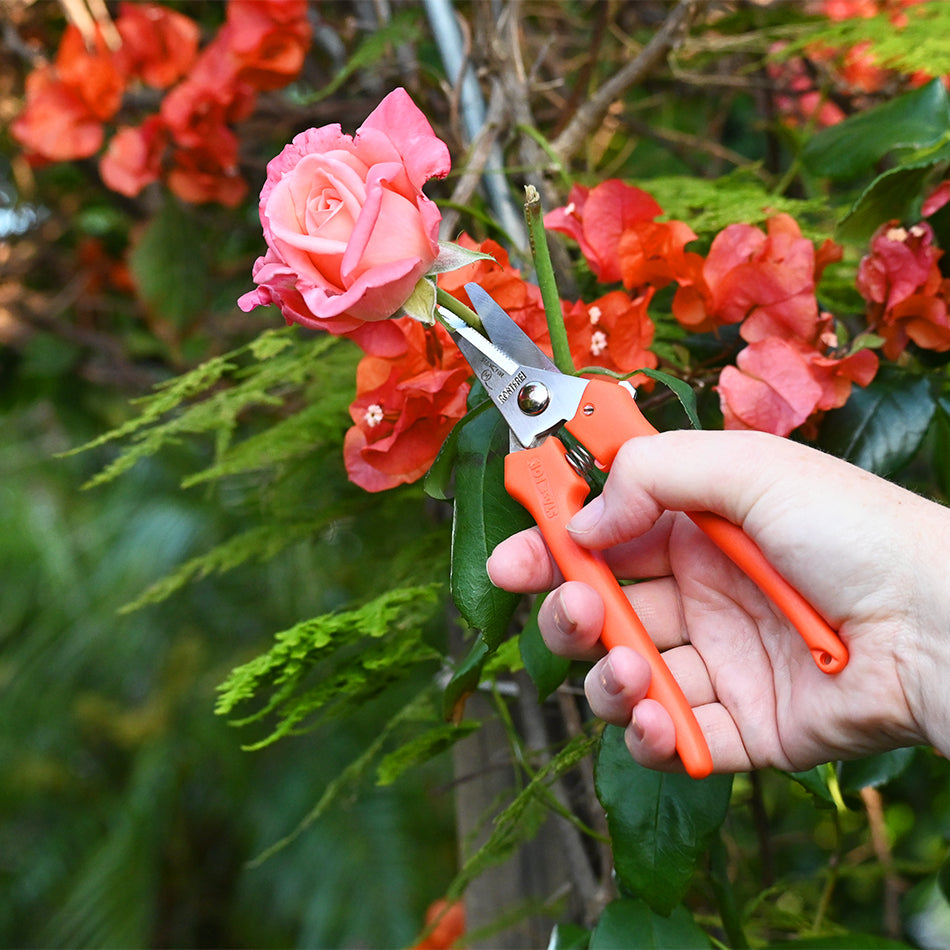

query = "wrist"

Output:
[[898, 500, 950, 758]]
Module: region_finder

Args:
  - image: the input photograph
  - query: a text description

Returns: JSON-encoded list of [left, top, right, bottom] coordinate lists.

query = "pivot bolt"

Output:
[[517, 381, 550, 416]]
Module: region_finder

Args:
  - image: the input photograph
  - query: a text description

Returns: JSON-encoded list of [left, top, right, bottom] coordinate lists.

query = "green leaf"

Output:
[[594, 726, 732, 916], [785, 765, 835, 806], [635, 368, 702, 430], [938, 852, 950, 905], [519, 595, 571, 702], [547, 922, 590, 950], [837, 151, 950, 243], [838, 748, 916, 794], [450, 406, 534, 649], [441, 636, 488, 723], [802, 79, 950, 180], [818, 368, 935, 475], [589, 898, 711, 950], [424, 400, 491, 502], [128, 199, 208, 326]]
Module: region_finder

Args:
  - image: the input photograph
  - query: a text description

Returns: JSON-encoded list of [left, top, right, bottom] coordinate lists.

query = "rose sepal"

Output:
[[427, 242, 496, 275], [401, 276, 438, 326]]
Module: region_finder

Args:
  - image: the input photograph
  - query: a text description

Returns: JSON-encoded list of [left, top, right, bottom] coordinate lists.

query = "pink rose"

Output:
[[239, 87, 451, 333]]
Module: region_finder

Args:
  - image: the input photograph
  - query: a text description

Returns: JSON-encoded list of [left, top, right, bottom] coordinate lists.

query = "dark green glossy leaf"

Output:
[[802, 79, 950, 180], [818, 369, 935, 475], [589, 898, 711, 950], [450, 407, 534, 648], [839, 748, 916, 794], [837, 146, 950, 243], [424, 400, 491, 502], [635, 367, 702, 430], [594, 726, 732, 916], [785, 765, 835, 806], [547, 922, 590, 950], [519, 594, 571, 702], [441, 636, 489, 723]]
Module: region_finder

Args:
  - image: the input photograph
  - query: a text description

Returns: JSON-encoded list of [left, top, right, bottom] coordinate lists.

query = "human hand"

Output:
[[487, 430, 950, 773]]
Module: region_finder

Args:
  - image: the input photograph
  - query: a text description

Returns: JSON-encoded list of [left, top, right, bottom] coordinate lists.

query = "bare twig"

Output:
[[860, 786, 904, 939], [551, 0, 706, 166]]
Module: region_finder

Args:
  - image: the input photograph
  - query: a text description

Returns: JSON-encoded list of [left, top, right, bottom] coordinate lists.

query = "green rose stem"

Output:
[[524, 184, 576, 375], [435, 284, 486, 335]]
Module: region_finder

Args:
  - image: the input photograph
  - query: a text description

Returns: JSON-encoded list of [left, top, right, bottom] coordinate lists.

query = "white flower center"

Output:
[[363, 404, 384, 427], [590, 330, 608, 357]]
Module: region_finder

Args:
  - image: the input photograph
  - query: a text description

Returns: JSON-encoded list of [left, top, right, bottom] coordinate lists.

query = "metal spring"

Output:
[[565, 443, 595, 478]]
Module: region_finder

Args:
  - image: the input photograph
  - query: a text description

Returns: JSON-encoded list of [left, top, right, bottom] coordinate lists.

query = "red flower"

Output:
[[167, 142, 247, 207], [225, 0, 312, 91], [12, 66, 104, 162], [856, 221, 949, 358], [618, 219, 699, 292], [115, 2, 200, 89], [563, 289, 658, 378], [686, 214, 878, 436], [719, 333, 878, 436], [54, 23, 125, 122], [344, 319, 470, 492], [12, 24, 124, 163], [99, 116, 168, 197], [674, 215, 841, 342], [438, 235, 549, 346], [544, 180, 665, 284]]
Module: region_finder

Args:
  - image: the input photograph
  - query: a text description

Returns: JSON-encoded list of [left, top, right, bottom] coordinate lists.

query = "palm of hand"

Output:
[[635, 514, 922, 773]]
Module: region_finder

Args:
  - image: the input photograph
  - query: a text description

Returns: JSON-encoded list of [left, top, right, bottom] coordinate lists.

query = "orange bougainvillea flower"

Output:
[[411, 898, 466, 950], [344, 319, 471, 492], [438, 235, 551, 348], [618, 219, 700, 293], [225, 0, 312, 91], [114, 1, 200, 89], [12, 66, 105, 163], [544, 180, 666, 284], [99, 116, 168, 197], [856, 220, 950, 359], [12, 23, 125, 163], [684, 213, 878, 436], [674, 214, 842, 342], [55, 23, 126, 122], [563, 289, 658, 379], [719, 332, 878, 436]]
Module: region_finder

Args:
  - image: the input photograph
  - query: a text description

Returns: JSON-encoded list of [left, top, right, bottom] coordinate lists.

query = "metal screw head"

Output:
[[517, 381, 550, 416]]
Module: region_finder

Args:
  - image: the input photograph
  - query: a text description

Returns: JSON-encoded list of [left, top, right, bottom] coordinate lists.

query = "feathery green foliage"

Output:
[[216, 584, 445, 748]]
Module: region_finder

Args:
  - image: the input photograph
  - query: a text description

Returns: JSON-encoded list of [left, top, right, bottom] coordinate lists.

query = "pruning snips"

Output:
[[443, 283, 848, 780]]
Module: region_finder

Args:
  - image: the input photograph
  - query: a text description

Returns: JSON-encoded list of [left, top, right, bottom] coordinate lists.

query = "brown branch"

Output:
[[551, 0, 706, 166]]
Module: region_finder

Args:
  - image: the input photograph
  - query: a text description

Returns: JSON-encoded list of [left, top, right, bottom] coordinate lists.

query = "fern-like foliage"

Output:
[[215, 584, 445, 749], [69, 327, 352, 490], [795, 3, 950, 78]]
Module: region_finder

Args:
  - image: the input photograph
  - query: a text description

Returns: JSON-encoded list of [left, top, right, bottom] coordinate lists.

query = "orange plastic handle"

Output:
[[565, 377, 848, 673], [505, 437, 714, 780]]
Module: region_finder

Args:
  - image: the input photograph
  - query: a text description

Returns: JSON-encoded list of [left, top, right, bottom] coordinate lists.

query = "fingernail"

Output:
[[630, 710, 645, 743], [551, 590, 576, 634], [568, 494, 605, 536], [599, 655, 624, 696]]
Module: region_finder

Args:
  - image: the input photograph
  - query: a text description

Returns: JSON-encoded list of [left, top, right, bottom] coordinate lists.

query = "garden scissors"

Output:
[[443, 282, 849, 780]]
